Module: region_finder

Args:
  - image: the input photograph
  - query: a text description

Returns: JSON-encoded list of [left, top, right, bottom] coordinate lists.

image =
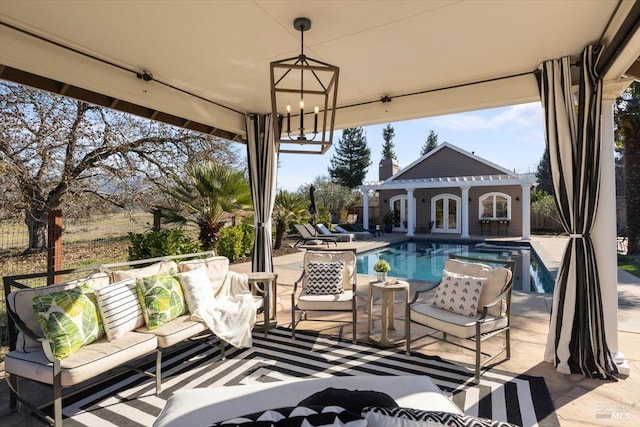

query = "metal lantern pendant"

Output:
[[270, 17, 339, 154]]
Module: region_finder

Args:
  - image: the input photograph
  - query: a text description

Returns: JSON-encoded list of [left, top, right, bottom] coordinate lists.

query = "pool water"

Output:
[[356, 240, 554, 293]]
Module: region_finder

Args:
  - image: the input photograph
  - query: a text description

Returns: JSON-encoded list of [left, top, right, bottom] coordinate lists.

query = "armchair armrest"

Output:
[[408, 282, 439, 305], [478, 284, 512, 321], [293, 270, 305, 293]]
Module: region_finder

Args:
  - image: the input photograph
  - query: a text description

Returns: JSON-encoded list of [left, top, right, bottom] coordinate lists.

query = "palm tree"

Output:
[[273, 190, 309, 249], [162, 162, 252, 250]]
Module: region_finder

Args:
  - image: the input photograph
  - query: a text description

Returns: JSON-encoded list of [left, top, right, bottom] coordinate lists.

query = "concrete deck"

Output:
[[1, 234, 638, 426], [231, 234, 640, 427]]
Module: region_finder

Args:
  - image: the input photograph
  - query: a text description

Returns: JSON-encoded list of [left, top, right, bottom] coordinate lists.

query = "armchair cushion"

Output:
[[306, 261, 345, 295], [431, 271, 485, 317], [443, 259, 512, 317], [32, 284, 105, 359], [409, 303, 508, 339], [297, 290, 355, 311]]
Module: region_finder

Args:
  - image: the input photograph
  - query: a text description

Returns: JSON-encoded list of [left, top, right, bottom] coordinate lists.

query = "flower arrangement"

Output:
[[373, 259, 391, 272]]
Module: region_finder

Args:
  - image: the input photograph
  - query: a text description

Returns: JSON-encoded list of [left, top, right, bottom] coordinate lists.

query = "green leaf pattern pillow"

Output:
[[32, 284, 105, 359], [136, 273, 186, 329]]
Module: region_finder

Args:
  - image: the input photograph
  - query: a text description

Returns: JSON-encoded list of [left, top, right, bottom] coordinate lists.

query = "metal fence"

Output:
[[0, 210, 155, 353]]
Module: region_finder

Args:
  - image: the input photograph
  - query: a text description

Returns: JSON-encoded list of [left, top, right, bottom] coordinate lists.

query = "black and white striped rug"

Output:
[[52, 328, 558, 427]]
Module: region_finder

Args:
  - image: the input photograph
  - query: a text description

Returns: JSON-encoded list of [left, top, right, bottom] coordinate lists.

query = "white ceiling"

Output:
[[1, 0, 638, 141]]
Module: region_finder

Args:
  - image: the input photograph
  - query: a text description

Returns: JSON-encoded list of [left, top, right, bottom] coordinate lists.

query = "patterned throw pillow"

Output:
[[136, 273, 186, 329], [362, 407, 518, 427], [298, 387, 398, 413], [95, 278, 145, 341], [212, 406, 366, 427], [431, 270, 486, 317], [32, 284, 105, 359], [306, 261, 345, 295]]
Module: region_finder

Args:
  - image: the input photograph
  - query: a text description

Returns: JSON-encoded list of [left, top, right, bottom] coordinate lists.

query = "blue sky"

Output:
[[275, 101, 545, 192]]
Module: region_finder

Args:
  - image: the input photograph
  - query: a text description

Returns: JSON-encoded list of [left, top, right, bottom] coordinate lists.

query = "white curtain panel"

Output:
[[245, 114, 278, 273], [538, 45, 617, 379]]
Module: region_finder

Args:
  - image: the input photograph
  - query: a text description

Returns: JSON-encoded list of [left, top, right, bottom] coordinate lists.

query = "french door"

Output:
[[432, 194, 460, 233]]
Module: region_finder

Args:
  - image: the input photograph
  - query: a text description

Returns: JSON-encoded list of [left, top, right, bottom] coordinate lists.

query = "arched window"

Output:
[[479, 192, 511, 220]]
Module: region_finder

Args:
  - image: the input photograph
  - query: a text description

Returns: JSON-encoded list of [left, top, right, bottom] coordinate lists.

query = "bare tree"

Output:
[[0, 82, 240, 253]]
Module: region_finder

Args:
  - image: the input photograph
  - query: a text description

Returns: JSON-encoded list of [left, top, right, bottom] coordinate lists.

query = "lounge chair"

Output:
[[334, 223, 374, 240], [314, 223, 354, 242], [293, 224, 338, 247]]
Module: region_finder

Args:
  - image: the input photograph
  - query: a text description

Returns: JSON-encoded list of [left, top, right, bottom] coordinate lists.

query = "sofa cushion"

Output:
[[136, 273, 186, 330], [444, 259, 512, 317], [213, 406, 366, 427], [136, 314, 207, 348], [8, 272, 109, 353], [361, 407, 517, 427], [178, 256, 229, 297], [4, 331, 157, 387], [95, 278, 145, 341], [177, 266, 216, 316], [32, 284, 105, 359], [111, 260, 178, 283], [306, 261, 345, 295], [431, 271, 485, 317]]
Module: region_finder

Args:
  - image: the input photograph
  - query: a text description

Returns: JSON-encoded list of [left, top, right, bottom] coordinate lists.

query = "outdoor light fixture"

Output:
[[270, 17, 339, 154]]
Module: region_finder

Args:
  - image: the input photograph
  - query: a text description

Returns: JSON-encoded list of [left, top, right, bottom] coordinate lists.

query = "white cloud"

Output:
[[432, 102, 542, 131]]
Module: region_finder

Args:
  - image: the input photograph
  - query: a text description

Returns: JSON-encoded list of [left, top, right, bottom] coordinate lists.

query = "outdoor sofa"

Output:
[[3, 252, 263, 427]]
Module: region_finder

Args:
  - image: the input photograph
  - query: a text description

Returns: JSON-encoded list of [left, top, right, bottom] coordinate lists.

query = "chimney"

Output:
[[379, 158, 399, 181]]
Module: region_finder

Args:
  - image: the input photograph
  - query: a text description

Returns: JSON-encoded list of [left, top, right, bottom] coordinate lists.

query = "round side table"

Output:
[[367, 279, 410, 347]]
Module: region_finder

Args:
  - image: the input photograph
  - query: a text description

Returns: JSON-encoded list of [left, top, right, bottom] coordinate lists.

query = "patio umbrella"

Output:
[[309, 184, 317, 236], [538, 44, 617, 379], [245, 113, 278, 273]]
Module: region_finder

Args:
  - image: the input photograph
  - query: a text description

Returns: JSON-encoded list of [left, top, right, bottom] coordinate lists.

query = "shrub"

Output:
[[127, 228, 201, 261], [240, 223, 254, 256], [216, 226, 245, 262]]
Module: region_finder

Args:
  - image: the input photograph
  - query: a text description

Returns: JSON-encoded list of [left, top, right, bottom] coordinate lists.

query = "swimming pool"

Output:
[[356, 240, 554, 293]]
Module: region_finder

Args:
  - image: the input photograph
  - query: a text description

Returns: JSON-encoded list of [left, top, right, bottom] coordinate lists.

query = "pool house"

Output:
[[360, 143, 537, 239]]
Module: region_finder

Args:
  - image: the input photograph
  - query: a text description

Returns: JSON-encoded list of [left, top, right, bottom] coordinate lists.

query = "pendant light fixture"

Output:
[[270, 17, 339, 154]]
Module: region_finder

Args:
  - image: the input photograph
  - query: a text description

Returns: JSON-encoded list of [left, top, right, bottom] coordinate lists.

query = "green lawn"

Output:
[[619, 254, 640, 278]]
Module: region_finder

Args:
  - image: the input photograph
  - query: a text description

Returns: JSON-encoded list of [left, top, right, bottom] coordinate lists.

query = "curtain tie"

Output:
[[568, 233, 586, 238]]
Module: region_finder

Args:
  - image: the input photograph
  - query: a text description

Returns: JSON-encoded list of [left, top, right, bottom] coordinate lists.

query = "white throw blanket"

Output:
[[189, 271, 256, 349]]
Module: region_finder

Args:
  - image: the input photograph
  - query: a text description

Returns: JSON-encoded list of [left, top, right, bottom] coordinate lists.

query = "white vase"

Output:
[[376, 272, 387, 282]]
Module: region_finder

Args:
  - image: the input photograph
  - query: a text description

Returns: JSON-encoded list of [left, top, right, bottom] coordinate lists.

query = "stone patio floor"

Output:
[[1, 234, 638, 426]]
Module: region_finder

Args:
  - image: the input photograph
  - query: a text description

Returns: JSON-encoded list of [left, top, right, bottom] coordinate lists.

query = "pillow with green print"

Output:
[[32, 284, 105, 359], [135, 272, 186, 329]]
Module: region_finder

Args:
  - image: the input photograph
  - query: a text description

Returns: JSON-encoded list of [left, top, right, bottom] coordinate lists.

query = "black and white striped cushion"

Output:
[[362, 407, 518, 427], [212, 405, 366, 427], [306, 261, 345, 295], [95, 278, 144, 341]]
